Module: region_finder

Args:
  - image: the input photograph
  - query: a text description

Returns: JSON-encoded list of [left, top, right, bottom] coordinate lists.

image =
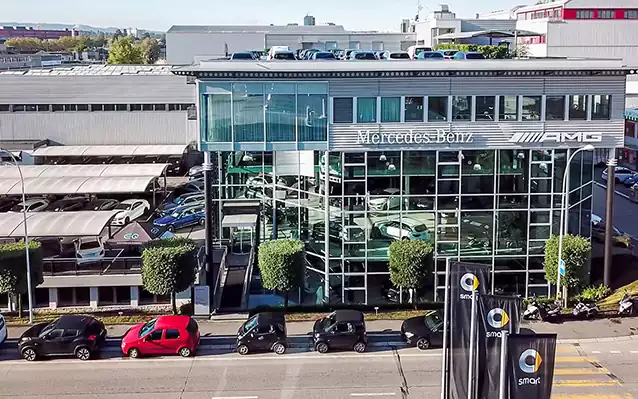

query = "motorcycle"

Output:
[[619, 291, 635, 316], [572, 299, 599, 319], [543, 299, 563, 323], [523, 295, 543, 320]]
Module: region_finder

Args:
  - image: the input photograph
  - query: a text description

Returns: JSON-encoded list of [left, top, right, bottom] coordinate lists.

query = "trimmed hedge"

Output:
[[0, 241, 43, 295], [389, 240, 433, 291], [248, 301, 444, 317], [257, 239, 305, 306]]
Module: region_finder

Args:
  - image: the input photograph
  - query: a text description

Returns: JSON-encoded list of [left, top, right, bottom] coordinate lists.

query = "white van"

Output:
[[407, 45, 434, 60], [268, 46, 291, 60], [75, 237, 105, 264]]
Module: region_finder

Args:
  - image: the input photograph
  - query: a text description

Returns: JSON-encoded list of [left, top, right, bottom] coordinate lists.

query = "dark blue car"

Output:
[[624, 175, 638, 187], [153, 204, 205, 232], [159, 192, 205, 215]]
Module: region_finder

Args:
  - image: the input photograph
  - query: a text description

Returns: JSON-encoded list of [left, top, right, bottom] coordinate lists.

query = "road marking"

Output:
[[553, 395, 633, 399], [553, 380, 620, 387], [591, 351, 601, 354], [557, 346, 579, 353], [610, 351, 622, 354], [555, 356, 597, 363], [554, 368, 609, 375], [211, 397, 258, 399], [350, 394, 396, 397], [631, 351, 638, 354]]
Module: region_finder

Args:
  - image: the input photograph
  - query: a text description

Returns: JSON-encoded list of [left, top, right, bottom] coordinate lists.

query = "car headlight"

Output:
[[404, 332, 414, 338]]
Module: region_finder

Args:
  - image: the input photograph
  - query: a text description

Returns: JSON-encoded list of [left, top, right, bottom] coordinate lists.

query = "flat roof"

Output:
[[175, 59, 630, 78], [31, 144, 188, 157], [222, 214, 258, 228], [0, 65, 176, 76], [0, 211, 118, 238], [0, 176, 156, 195], [0, 163, 169, 179], [435, 29, 541, 40]]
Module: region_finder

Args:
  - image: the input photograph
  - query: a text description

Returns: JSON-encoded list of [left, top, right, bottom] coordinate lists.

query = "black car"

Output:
[[46, 197, 88, 212], [85, 198, 120, 211], [0, 197, 18, 212], [400, 310, 444, 350], [18, 315, 107, 361], [312, 310, 367, 353], [236, 312, 287, 355]]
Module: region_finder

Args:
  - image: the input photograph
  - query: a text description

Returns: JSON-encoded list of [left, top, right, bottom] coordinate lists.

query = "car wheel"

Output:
[[167, 225, 175, 232], [128, 348, 141, 358], [75, 346, 91, 361], [353, 342, 367, 353], [199, 218, 205, 226], [401, 236, 410, 241], [416, 337, 431, 350], [615, 178, 621, 184], [273, 342, 286, 355], [178, 347, 192, 357], [21, 347, 37, 361], [237, 344, 249, 355], [316, 342, 329, 354]]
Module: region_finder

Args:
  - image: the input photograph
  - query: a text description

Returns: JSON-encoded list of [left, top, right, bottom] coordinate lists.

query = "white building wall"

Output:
[[415, 20, 462, 47], [167, 32, 266, 64], [566, 0, 638, 7]]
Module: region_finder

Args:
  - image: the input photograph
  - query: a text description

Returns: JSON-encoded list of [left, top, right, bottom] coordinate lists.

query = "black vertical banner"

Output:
[[477, 295, 522, 399], [448, 261, 490, 399], [507, 333, 557, 399]]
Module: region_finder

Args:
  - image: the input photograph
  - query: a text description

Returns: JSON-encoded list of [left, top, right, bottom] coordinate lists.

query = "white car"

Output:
[[368, 188, 408, 212], [601, 167, 636, 184], [0, 313, 6, 345], [9, 198, 50, 213], [372, 217, 431, 241], [111, 199, 150, 225], [75, 237, 105, 264]]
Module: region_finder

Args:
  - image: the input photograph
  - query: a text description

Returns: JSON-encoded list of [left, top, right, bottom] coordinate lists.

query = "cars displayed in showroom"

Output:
[[236, 312, 288, 355], [159, 192, 205, 215], [121, 316, 200, 358], [368, 188, 408, 211], [84, 198, 120, 211], [10, 198, 49, 213], [311, 221, 346, 242], [18, 315, 107, 361], [401, 310, 444, 350], [111, 199, 150, 225], [312, 310, 367, 353], [153, 204, 205, 231], [371, 217, 431, 241], [602, 166, 636, 184]]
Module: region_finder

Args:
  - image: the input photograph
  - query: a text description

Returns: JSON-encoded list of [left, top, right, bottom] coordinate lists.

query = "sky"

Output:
[[3, 0, 521, 32]]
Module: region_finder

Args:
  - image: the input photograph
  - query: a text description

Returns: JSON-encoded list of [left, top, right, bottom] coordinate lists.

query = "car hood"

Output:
[[402, 316, 427, 333], [20, 322, 49, 338], [154, 215, 176, 225], [122, 325, 143, 344], [114, 211, 127, 219], [162, 202, 178, 212], [368, 198, 388, 205]]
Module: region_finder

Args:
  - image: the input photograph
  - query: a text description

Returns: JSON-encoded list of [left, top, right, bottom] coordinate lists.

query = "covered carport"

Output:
[[0, 210, 119, 238], [435, 29, 541, 46]]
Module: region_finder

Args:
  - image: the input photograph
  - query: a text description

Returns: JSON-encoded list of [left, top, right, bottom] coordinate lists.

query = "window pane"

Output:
[[475, 96, 495, 121], [265, 83, 295, 141], [428, 96, 448, 121], [204, 93, 232, 142], [405, 97, 424, 122], [460, 212, 493, 256], [77, 104, 89, 111], [592, 95, 610, 120], [51, 104, 64, 112], [103, 104, 115, 111], [357, 97, 377, 123], [298, 91, 328, 141], [381, 97, 401, 122], [499, 96, 518, 120], [522, 96, 541, 121], [154, 103, 166, 111], [452, 96, 472, 120], [333, 97, 354, 123], [165, 329, 180, 340], [233, 83, 264, 142], [496, 211, 528, 255], [142, 104, 153, 111], [569, 95, 587, 120], [545, 96, 565, 120]]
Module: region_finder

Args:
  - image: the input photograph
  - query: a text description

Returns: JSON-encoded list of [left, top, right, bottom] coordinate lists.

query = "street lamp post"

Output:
[[557, 144, 595, 301], [0, 149, 34, 323]]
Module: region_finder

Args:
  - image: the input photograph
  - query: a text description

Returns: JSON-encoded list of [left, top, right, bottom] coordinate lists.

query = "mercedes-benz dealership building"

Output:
[[176, 59, 627, 305]]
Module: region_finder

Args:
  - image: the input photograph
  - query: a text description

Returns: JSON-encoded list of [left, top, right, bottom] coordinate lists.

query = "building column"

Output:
[[48, 288, 58, 310], [89, 287, 99, 310], [130, 286, 139, 308]]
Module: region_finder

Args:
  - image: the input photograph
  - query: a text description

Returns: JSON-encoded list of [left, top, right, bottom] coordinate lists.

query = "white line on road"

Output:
[[211, 396, 258, 399], [631, 351, 638, 354], [592, 351, 601, 354], [610, 351, 621, 354], [350, 393, 396, 397]]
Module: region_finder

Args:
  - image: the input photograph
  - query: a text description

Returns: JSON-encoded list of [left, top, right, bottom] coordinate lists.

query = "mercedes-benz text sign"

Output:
[[509, 132, 602, 143], [356, 129, 474, 145]]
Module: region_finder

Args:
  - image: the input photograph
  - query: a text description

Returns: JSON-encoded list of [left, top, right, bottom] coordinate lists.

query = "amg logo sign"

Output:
[[509, 132, 602, 143]]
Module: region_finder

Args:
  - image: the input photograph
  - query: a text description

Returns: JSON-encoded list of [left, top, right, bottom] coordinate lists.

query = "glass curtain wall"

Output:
[[213, 149, 594, 305]]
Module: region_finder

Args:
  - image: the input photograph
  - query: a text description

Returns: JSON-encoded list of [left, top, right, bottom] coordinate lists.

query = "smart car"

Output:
[[401, 310, 444, 350], [236, 313, 287, 355], [121, 316, 200, 358], [312, 310, 367, 353]]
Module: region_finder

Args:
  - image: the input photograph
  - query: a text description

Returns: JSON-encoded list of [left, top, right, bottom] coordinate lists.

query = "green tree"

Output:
[[0, 241, 44, 318], [257, 239, 306, 309], [141, 238, 198, 314], [5, 37, 45, 52], [107, 36, 144, 64], [544, 234, 591, 293], [389, 240, 434, 306], [139, 37, 161, 64]]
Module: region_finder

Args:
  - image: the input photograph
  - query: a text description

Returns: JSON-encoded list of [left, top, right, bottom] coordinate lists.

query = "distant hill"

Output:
[[0, 22, 164, 34]]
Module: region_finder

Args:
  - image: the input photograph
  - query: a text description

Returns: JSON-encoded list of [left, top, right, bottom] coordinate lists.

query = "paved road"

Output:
[[1, 342, 637, 399], [593, 168, 638, 239]]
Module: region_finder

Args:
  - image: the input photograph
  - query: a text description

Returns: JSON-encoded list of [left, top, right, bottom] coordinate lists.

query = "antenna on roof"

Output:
[[415, 0, 423, 21]]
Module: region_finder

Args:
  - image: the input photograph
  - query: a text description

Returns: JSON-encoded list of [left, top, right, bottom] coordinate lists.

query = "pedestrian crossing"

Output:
[[551, 345, 632, 399]]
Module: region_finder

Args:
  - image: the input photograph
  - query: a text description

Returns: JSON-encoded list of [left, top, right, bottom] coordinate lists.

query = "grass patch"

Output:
[[284, 309, 428, 322], [598, 279, 638, 311]]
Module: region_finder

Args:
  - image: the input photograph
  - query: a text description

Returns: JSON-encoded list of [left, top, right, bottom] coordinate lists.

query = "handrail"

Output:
[[240, 244, 256, 309], [212, 245, 228, 312]]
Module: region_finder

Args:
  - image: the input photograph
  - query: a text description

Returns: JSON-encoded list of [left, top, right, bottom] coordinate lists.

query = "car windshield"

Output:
[[391, 53, 410, 59], [232, 53, 253, 59], [274, 52, 295, 60], [139, 319, 157, 337], [79, 241, 100, 250], [422, 52, 443, 58], [170, 210, 182, 218], [465, 53, 485, 59], [315, 52, 335, 59], [115, 203, 131, 210], [443, 50, 458, 56], [354, 52, 376, 60], [413, 224, 428, 232], [242, 315, 258, 333], [424, 312, 443, 331]]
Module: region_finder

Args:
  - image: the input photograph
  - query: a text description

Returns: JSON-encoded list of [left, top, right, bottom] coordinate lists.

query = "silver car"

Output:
[[368, 188, 408, 212]]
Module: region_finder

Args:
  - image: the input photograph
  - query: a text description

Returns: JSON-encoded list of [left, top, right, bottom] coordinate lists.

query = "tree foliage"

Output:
[[5, 36, 106, 53], [435, 43, 511, 59], [138, 38, 161, 64], [0, 241, 44, 295], [141, 238, 198, 313], [257, 239, 306, 307], [544, 234, 591, 288], [389, 241, 433, 304], [107, 36, 145, 64]]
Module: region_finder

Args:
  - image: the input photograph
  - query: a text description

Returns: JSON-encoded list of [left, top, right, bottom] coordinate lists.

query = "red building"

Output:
[[0, 26, 74, 41]]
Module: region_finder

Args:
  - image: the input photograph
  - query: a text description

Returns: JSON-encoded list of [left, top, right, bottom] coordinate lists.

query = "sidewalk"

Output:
[[7, 316, 638, 342]]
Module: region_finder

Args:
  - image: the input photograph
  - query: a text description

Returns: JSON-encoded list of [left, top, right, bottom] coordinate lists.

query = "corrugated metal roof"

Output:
[[0, 211, 119, 238], [0, 164, 169, 179], [177, 58, 627, 74], [31, 144, 188, 157], [0, 176, 156, 195], [0, 65, 176, 77], [168, 24, 347, 34]]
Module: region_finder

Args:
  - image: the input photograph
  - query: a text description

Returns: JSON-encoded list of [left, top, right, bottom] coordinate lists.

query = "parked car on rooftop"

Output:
[[407, 45, 433, 60], [312, 51, 337, 60], [453, 51, 485, 59], [153, 204, 205, 232], [0, 197, 19, 212], [381, 51, 410, 60], [417, 51, 444, 60], [439, 49, 459, 59], [111, 199, 150, 225], [230, 52, 255, 60], [46, 197, 88, 212], [349, 51, 378, 60], [84, 198, 120, 211], [271, 51, 296, 60]]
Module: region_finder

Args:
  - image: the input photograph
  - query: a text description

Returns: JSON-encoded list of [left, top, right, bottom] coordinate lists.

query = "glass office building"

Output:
[[176, 60, 628, 305]]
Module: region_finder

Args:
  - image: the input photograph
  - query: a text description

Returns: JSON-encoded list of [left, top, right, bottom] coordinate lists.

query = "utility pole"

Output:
[[604, 152, 617, 287]]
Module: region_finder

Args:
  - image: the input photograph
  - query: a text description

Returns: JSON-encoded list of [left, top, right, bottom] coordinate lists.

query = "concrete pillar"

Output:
[[130, 286, 139, 308], [7, 293, 17, 312], [48, 288, 58, 310], [89, 287, 99, 310]]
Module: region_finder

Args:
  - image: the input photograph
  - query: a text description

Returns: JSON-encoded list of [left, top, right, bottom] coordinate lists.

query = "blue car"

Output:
[[624, 174, 638, 187], [153, 204, 205, 232], [159, 192, 205, 215]]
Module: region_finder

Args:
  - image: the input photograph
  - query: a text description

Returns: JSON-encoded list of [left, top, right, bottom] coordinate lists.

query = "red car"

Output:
[[121, 315, 200, 358]]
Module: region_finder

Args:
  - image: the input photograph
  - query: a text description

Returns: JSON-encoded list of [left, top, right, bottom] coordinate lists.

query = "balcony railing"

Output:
[[42, 256, 142, 276]]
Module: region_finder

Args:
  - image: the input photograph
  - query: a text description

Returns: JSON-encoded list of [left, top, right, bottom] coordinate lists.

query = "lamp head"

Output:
[[583, 144, 595, 151]]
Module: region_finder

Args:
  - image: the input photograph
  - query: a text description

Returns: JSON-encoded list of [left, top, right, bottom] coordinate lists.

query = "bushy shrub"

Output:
[[435, 43, 510, 59], [389, 240, 434, 305], [579, 284, 612, 302], [258, 239, 306, 308], [544, 234, 591, 289]]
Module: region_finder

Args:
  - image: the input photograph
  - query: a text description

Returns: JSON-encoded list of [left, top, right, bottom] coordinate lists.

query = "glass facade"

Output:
[[212, 148, 594, 305]]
